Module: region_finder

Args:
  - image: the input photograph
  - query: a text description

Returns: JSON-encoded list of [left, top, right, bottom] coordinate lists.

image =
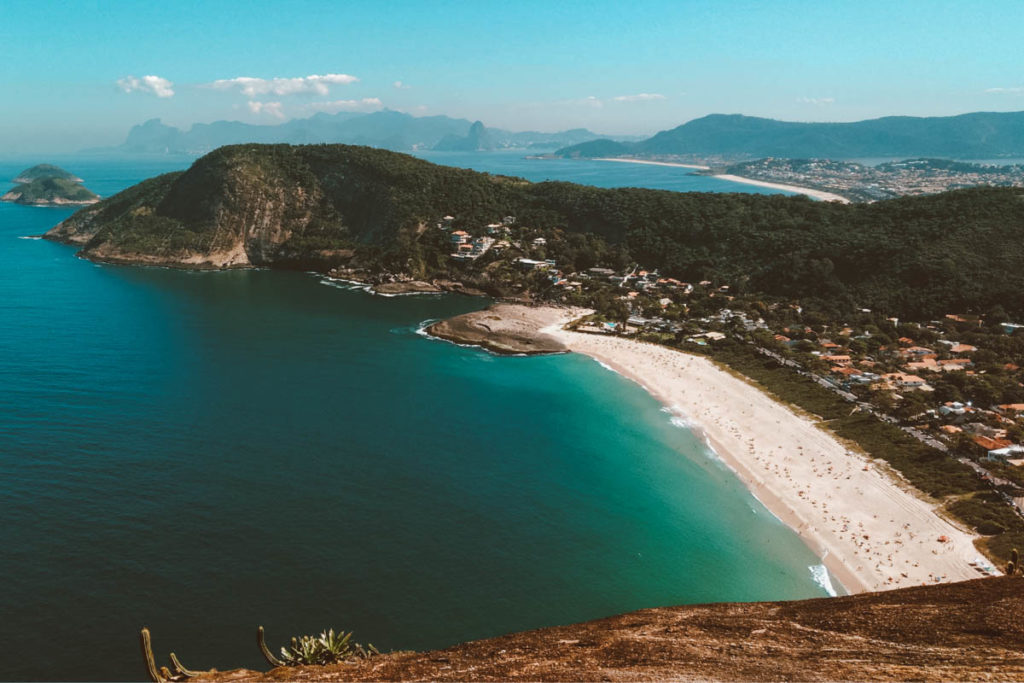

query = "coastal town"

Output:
[[411, 213, 1024, 476], [712, 157, 1024, 202], [363, 210, 1024, 580]]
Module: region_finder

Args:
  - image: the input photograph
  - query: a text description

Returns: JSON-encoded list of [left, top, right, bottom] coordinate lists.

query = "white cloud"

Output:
[[393, 80, 411, 89], [248, 101, 285, 119], [117, 74, 175, 98], [307, 98, 384, 114], [798, 96, 835, 106], [986, 86, 1024, 95], [208, 73, 359, 98], [611, 93, 667, 103]]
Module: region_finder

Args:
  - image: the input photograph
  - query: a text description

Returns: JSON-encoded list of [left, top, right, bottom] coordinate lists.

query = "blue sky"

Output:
[[2, 0, 1022, 154]]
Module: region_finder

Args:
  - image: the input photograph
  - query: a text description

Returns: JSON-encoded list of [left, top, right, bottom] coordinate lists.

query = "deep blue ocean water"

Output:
[[0, 155, 829, 681]]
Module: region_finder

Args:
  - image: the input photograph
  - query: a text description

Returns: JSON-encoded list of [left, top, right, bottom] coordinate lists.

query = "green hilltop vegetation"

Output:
[[3, 165, 98, 206], [6, 177, 99, 204], [556, 111, 1024, 160], [47, 143, 1024, 318], [13, 163, 82, 183]]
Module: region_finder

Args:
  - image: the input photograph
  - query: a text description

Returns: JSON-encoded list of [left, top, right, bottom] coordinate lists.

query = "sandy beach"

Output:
[[713, 174, 851, 203], [591, 158, 851, 202], [531, 317, 985, 594], [593, 157, 711, 171]]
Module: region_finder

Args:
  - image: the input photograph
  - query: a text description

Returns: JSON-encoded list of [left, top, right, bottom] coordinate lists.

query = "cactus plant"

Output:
[[139, 628, 208, 681], [169, 653, 199, 678], [140, 628, 164, 683], [258, 626, 287, 668]]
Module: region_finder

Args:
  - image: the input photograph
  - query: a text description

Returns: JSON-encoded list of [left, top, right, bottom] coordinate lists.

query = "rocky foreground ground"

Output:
[[185, 577, 1023, 681]]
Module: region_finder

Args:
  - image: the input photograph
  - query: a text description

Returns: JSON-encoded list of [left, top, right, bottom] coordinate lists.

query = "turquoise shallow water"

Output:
[[0, 157, 827, 681]]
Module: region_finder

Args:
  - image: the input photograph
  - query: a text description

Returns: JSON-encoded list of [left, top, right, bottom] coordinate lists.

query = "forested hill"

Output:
[[45, 143, 1024, 317], [556, 111, 1024, 159]]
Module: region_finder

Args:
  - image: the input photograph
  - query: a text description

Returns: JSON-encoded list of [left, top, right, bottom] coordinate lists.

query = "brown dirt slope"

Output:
[[198, 577, 1024, 682]]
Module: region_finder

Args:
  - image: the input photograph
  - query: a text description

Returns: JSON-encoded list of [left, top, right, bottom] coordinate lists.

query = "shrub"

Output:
[[279, 629, 379, 666]]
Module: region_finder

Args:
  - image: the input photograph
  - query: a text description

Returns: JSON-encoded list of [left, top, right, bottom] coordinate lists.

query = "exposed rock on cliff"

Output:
[[43, 144, 526, 270], [425, 304, 575, 355]]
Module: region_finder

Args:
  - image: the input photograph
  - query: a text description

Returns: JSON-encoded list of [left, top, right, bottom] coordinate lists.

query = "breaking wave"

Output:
[[809, 563, 838, 597]]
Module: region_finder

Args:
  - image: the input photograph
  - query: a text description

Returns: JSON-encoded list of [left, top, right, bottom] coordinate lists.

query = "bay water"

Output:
[[0, 155, 828, 681]]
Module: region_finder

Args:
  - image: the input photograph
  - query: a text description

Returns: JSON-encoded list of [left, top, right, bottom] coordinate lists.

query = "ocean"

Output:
[[415, 150, 798, 194], [0, 154, 828, 681]]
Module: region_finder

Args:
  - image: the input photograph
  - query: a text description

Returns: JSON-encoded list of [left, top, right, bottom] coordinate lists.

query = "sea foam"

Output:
[[661, 405, 695, 429], [809, 563, 838, 597]]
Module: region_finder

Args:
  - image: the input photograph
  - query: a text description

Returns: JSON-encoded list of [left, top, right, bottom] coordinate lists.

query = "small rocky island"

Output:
[[2, 164, 99, 206], [426, 304, 577, 355]]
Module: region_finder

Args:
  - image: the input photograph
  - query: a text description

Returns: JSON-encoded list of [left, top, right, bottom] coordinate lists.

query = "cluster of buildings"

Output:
[[583, 267, 696, 293], [432, 215, 1024, 471], [936, 402, 1024, 464], [771, 319, 1024, 465], [438, 215, 515, 261], [758, 318, 985, 392], [728, 158, 1024, 202], [570, 268, 758, 342], [813, 338, 979, 393], [596, 283, 1024, 471]]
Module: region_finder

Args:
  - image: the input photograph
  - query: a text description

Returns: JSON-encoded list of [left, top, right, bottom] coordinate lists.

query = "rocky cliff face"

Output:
[[45, 148, 355, 269], [171, 577, 1024, 682]]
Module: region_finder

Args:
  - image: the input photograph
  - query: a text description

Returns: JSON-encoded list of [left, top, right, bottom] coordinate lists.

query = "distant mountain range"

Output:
[[556, 111, 1024, 160], [95, 110, 615, 156]]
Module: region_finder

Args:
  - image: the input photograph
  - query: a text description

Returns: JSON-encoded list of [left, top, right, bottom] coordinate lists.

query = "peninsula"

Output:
[[3, 164, 99, 206], [43, 144, 1024, 583], [41, 143, 1024, 319]]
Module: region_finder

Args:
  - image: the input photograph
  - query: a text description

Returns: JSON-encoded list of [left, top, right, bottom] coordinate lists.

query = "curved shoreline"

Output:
[[712, 173, 851, 203], [431, 303, 987, 593], [560, 339, 867, 594], [544, 326, 985, 594], [592, 157, 711, 171], [588, 157, 851, 203]]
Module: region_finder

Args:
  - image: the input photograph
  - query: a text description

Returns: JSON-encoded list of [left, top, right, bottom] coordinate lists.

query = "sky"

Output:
[[1, 0, 1023, 154]]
